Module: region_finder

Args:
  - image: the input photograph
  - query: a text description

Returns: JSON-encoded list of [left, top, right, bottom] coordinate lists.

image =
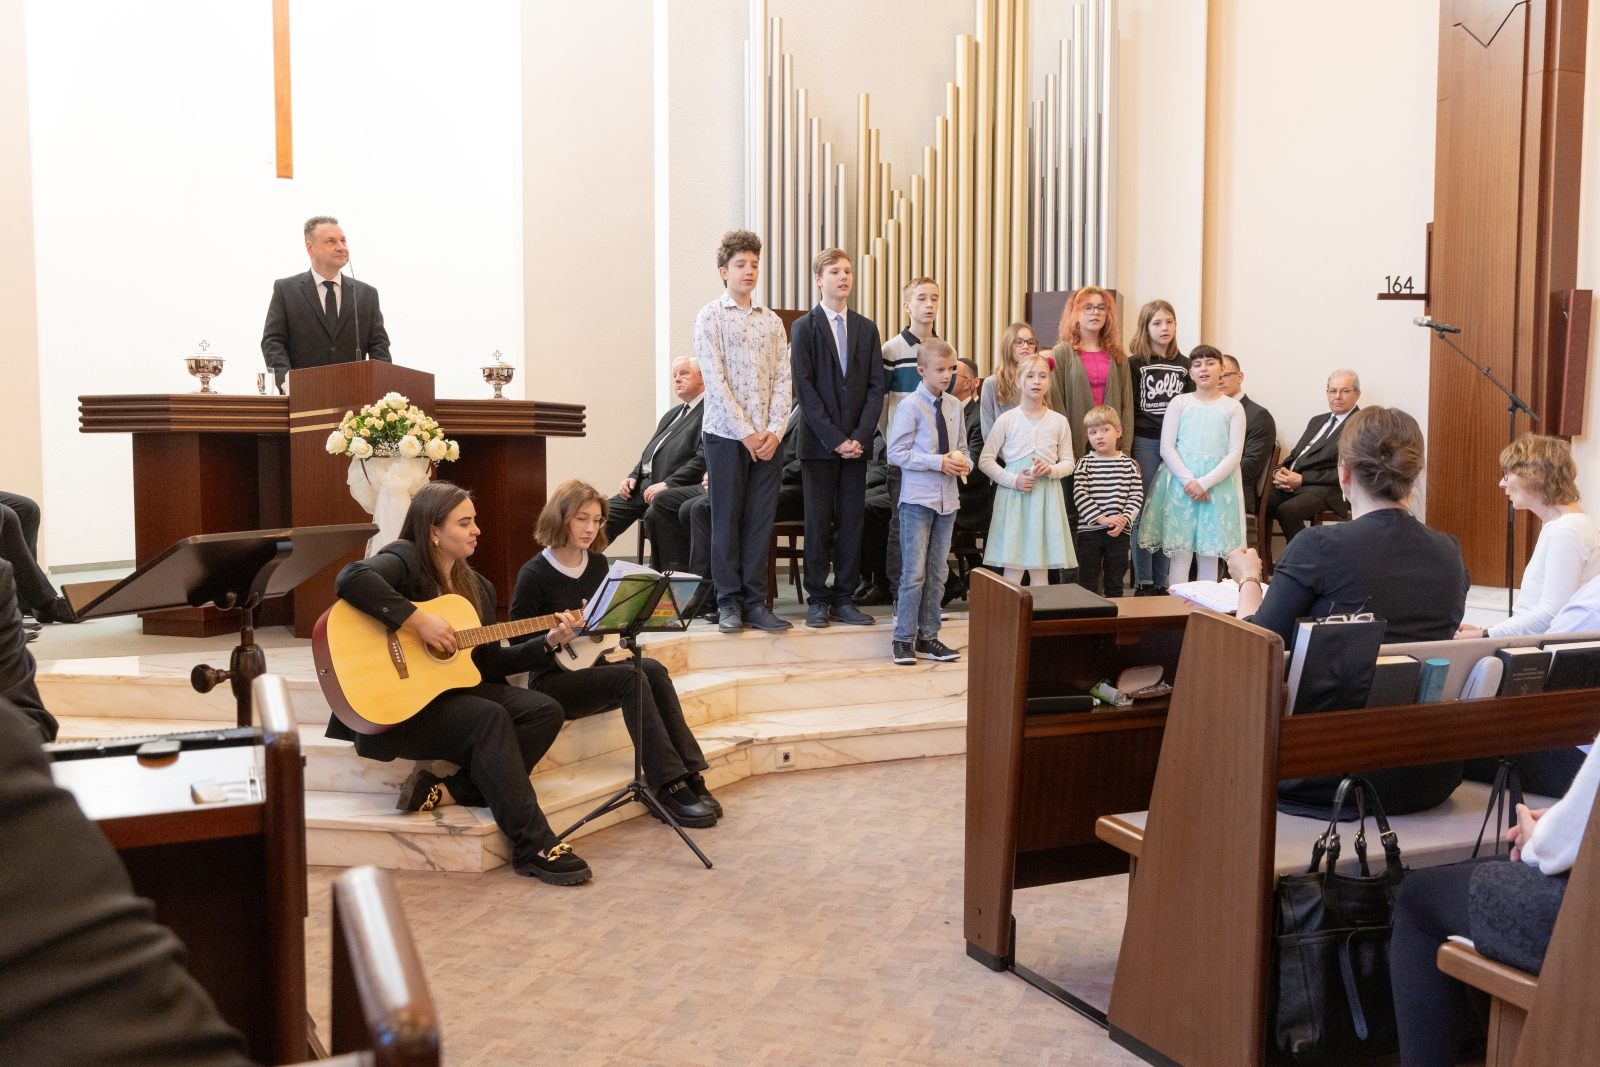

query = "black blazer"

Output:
[[0, 560, 52, 743], [261, 270, 392, 388], [1238, 395, 1278, 512], [1277, 408, 1359, 489], [627, 399, 706, 488], [790, 305, 886, 461]]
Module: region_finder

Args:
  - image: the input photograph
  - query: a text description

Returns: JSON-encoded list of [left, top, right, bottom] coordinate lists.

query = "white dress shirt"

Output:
[[823, 305, 848, 371], [312, 269, 342, 315]]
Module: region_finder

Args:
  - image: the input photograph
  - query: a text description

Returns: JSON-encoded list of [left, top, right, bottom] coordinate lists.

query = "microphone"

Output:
[[1413, 316, 1461, 334], [345, 258, 363, 359]]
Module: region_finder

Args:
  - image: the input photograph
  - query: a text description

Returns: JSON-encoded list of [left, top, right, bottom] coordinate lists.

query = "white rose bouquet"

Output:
[[325, 392, 459, 466]]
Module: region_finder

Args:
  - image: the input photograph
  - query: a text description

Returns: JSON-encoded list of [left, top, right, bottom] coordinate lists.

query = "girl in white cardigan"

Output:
[[1456, 435, 1600, 639], [979, 355, 1076, 586]]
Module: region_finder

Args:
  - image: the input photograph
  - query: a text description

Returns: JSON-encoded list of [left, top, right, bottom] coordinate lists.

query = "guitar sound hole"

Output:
[[424, 645, 456, 663]]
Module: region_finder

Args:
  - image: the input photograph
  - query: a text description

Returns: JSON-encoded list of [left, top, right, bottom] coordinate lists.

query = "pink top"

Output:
[[1081, 350, 1110, 406]]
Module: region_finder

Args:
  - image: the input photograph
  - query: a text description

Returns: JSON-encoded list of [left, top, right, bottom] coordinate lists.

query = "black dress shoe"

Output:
[[718, 606, 745, 633], [856, 583, 893, 606], [744, 606, 793, 632], [830, 602, 874, 625], [34, 596, 78, 624], [686, 772, 723, 818], [515, 842, 592, 886], [396, 766, 448, 812], [655, 779, 718, 828], [805, 603, 830, 628]]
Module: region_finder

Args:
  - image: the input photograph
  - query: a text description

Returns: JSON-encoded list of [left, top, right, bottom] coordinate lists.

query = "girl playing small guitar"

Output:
[[511, 479, 722, 828], [328, 481, 592, 886]]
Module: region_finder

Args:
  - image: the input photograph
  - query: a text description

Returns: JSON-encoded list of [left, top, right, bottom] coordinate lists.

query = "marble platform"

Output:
[[42, 617, 972, 872]]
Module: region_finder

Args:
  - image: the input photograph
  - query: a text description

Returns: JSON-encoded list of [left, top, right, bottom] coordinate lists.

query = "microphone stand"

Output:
[[1421, 322, 1538, 617]]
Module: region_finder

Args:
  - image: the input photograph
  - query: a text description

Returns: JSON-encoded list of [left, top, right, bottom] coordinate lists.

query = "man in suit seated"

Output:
[[684, 405, 804, 619], [0, 491, 75, 629], [0, 561, 55, 742], [260, 216, 392, 392], [607, 355, 706, 572], [1266, 368, 1360, 543], [1218, 354, 1278, 514]]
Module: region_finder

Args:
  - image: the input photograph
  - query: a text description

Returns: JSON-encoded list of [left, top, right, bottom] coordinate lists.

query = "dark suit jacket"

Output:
[[1238, 394, 1278, 513], [0, 561, 52, 743], [791, 306, 886, 461], [628, 399, 706, 489], [957, 398, 992, 528], [1278, 408, 1359, 488], [261, 270, 392, 388]]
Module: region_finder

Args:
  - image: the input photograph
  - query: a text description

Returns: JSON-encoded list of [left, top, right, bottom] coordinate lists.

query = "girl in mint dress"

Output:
[[978, 355, 1076, 587], [1137, 346, 1246, 583]]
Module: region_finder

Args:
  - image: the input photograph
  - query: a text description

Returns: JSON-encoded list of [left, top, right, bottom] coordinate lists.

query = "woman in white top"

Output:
[[1390, 731, 1599, 1067], [1457, 435, 1600, 639]]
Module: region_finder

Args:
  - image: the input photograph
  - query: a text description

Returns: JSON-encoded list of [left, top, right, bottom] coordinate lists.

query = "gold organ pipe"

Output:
[[869, 129, 882, 255], [860, 252, 875, 333], [888, 210, 901, 335], [834, 162, 846, 252], [933, 118, 948, 340], [923, 147, 937, 283], [809, 116, 821, 291], [781, 54, 795, 307], [768, 18, 783, 308], [957, 37, 974, 365], [1010, 0, 1029, 323], [975, 1, 992, 373], [990, 0, 1012, 373], [856, 94, 869, 272], [873, 236, 888, 335], [945, 82, 960, 349], [909, 176, 922, 287]]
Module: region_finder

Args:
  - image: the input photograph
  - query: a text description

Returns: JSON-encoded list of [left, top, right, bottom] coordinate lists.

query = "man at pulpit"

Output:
[[261, 216, 392, 390]]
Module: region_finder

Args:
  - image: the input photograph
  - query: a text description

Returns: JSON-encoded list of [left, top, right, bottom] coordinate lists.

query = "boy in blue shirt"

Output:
[[885, 338, 970, 665]]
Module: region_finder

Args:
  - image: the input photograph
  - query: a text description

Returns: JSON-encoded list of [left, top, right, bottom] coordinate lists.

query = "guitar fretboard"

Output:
[[453, 612, 567, 649]]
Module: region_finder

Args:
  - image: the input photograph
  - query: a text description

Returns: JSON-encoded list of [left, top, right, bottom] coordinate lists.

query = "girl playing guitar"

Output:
[[511, 480, 722, 827], [327, 481, 591, 885]]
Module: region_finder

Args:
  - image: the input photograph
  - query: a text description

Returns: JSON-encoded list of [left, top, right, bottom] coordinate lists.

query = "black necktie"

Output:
[[324, 280, 339, 330], [934, 395, 950, 454]]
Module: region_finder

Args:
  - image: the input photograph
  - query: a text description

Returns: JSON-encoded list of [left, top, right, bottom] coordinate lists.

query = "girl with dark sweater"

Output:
[[511, 479, 720, 827], [329, 481, 590, 886]]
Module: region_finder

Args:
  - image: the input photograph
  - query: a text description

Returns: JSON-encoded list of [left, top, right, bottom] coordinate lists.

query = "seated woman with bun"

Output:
[[1229, 406, 1471, 816]]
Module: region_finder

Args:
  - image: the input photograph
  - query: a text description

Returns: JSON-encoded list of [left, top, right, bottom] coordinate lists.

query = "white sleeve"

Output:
[[1489, 523, 1589, 638], [765, 325, 793, 434], [1521, 731, 1600, 874], [1159, 394, 1195, 484], [980, 378, 999, 438], [1197, 398, 1248, 490], [694, 307, 759, 441], [1045, 412, 1074, 478], [979, 412, 1018, 488]]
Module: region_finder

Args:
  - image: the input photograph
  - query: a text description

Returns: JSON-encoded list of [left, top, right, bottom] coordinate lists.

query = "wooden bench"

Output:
[[1095, 609, 1600, 1067], [963, 569, 1195, 1016], [1432, 779, 1600, 1067]]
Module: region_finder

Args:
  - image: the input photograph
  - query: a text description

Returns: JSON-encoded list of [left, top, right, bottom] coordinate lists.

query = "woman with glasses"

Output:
[[980, 321, 1041, 438], [1047, 287, 1136, 465], [1228, 406, 1471, 816], [1126, 299, 1192, 594]]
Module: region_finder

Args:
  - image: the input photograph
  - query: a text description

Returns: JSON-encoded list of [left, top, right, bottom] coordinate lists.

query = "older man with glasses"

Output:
[[1265, 369, 1361, 543]]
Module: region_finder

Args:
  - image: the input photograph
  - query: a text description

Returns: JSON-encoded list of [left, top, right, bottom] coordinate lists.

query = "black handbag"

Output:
[[1269, 777, 1405, 1064], [1469, 758, 1525, 858]]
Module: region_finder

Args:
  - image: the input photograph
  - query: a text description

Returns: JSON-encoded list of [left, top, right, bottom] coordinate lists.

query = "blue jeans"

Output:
[[893, 502, 955, 643], [1130, 434, 1169, 588]]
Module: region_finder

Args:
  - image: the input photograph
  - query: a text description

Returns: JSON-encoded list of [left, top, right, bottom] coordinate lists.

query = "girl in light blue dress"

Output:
[[1137, 346, 1246, 583], [978, 355, 1076, 586]]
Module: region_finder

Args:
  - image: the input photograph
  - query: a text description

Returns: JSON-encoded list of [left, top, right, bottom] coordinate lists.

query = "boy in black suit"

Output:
[[606, 354, 706, 570], [790, 249, 886, 627]]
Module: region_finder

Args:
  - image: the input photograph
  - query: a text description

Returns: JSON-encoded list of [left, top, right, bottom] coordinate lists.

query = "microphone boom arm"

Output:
[[1424, 323, 1539, 421]]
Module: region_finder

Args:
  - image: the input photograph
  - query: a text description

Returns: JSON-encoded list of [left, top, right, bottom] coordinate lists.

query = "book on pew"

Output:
[[1540, 639, 1600, 691], [1025, 694, 1097, 714], [1364, 655, 1421, 707], [1284, 615, 1388, 715], [1416, 657, 1451, 702], [1495, 646, 1552, 697], [1027, 584, 1117, 620]]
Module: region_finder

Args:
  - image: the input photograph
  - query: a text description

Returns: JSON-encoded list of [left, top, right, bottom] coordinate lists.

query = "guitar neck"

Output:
[[454, 612, 567, 649]]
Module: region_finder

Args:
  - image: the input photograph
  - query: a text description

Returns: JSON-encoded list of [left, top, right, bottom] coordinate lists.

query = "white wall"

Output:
[[25, 0, 523, 566], [0, 0, 42, 533], [1203, 0, 1439, 464]]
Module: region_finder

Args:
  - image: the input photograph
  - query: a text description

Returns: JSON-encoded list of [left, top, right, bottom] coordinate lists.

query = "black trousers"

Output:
[[532, 658, 706, 789], [606, 485, 703, 573], [686, 488, 801, 599], [0, 500, 57, 613], [885, 465, 903, 590], [1391, 856, 1512, 1067], [861, 487, 892, 583], [605, 492, 649, 548], [1267, 483, 1347, 543], [705, 433, 783, 612], [1464, 747, 1586, 799], [800, 458, 867, 605], [1076, 527, 1131, 598], [0, 492, 40, 556], [353, 682, 564, 866]]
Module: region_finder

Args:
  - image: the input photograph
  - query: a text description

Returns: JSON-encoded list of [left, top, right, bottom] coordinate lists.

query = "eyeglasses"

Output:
[[1081, 304, 1108, 314], [1219, 371, 1240, 379], [1014, 338, 1038, 350]]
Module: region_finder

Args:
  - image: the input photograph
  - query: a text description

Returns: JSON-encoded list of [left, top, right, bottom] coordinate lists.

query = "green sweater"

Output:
[[1047, 343, 1135, 460]]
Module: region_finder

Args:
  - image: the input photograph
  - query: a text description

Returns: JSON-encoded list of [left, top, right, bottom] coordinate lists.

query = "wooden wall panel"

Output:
[[1428, 0, 1586, 582]]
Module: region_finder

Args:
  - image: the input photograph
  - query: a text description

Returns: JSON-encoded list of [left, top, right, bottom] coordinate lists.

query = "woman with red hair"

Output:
[[1048, 287, 1135, 463]]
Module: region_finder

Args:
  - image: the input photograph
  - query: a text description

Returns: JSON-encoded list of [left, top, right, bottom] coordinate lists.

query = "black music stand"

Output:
[[67, 525, 377, 726], [555, 571, 716, 868]]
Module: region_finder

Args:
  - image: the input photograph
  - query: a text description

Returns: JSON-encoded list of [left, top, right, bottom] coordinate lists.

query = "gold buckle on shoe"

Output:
[[418, 785, 443, 813], [545, 842, 572, 861]]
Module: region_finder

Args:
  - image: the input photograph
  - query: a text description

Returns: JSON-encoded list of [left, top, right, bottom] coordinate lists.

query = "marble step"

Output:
[[303, 694, 968, 873]]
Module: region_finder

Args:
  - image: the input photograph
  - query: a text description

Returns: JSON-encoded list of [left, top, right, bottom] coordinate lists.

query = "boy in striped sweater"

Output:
[[1073, 405, 1143, 598]]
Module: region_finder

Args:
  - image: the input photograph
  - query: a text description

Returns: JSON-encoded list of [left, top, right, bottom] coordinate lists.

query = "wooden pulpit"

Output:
[[81, 364, 584, 638]]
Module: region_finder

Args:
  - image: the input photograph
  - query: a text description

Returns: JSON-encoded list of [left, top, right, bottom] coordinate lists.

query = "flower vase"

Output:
[[347, 456, 433, 556]]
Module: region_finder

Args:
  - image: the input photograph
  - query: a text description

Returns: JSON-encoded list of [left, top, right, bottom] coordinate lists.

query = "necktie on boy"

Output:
[[833, 313, 848, 376], [934, 395, 950, 455]]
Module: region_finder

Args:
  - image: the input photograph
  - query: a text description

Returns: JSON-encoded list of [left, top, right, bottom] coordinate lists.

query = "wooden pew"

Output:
[[963, 569, 1194, 1011], [1434, 782, 1600, 1067], [1097, 609, 1600, 1067], [46, 674, 308, 1064]]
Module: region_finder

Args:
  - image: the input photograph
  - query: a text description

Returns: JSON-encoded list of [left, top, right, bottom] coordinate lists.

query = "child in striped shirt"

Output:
[[1074, 405, 1144, 598]]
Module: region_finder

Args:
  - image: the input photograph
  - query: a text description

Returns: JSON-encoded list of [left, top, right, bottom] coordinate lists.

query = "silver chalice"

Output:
[[481, 350, 514, 399], [185, 340, 225, 394]]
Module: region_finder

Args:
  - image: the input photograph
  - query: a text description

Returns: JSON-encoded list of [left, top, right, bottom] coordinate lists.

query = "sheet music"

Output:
[[1166, 579, 1266, 615]]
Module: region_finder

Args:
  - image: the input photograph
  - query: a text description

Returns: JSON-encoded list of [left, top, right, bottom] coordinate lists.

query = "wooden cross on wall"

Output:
[[273, 0, 292, 178]]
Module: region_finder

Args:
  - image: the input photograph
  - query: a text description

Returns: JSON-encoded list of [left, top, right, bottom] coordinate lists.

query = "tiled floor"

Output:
[[305, 754, 1144, 1067]]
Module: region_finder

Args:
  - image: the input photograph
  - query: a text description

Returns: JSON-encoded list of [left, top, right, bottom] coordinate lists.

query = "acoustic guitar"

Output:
[[313, 594, 621, 735]]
